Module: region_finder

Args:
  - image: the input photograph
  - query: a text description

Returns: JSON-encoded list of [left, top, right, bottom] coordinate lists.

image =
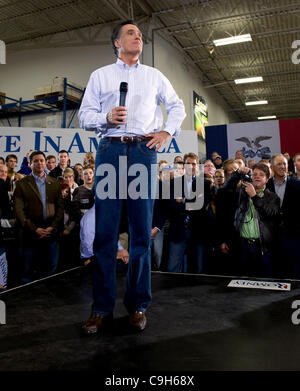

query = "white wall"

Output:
[[153, 33, 237, 130], [0, 26, 238, 158]]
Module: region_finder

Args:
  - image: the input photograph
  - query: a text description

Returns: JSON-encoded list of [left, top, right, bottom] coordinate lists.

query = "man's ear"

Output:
[[115, 39, 120, 49]]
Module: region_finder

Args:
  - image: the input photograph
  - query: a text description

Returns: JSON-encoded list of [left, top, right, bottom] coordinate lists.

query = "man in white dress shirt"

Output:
[[79, 20, 186, 334]]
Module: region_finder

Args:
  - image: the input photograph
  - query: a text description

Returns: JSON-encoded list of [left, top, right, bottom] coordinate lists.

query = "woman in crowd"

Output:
[[213, 169, 225, 191], [63, 167, 78, 199]]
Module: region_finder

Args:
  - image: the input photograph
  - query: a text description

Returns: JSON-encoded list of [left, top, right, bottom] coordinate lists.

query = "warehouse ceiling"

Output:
[[1, 0, 300, 122]]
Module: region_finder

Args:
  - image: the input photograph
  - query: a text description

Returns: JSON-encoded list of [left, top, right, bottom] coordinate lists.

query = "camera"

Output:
[[240, 172, 252, 183]]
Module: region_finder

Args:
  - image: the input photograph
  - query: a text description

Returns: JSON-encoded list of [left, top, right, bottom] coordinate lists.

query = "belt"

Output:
[[103, 136, 150, 143], [242, 238, 260, 244]]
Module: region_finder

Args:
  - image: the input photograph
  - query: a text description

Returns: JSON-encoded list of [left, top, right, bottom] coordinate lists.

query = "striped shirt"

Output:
[[0, 248, 7, 288], [78, 58, 186, 138], [241, 190, 264, 239]]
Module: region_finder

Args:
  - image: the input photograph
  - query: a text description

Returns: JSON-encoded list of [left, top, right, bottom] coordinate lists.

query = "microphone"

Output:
[[119, 82, 128, 106]]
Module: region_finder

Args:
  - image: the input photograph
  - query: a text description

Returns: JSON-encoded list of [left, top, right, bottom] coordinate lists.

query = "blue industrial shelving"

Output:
[[0, 78, 85, 128]]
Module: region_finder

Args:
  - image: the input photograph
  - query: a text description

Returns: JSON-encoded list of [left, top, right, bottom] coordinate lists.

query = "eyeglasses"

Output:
[[214, 175, 224, 178]]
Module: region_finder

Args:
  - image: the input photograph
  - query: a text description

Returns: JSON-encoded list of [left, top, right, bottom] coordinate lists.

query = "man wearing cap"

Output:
[[212, 154, 223, 169]]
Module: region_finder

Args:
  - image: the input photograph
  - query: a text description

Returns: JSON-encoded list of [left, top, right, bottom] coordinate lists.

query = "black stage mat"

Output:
[[1, 267, 300, 372]]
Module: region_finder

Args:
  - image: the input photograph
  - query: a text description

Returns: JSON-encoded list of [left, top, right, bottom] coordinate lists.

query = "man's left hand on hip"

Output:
[[146, 131, 171, 151]]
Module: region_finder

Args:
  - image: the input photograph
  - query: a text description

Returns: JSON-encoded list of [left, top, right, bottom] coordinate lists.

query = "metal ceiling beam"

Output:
[[183, 27, 300, 52], [0, 0, 83, 23], [200, 59, 296, 73], [163, 2, 300, 34], [101, 0, 129, 20], [193, 45, 293, 63], [204, 70, 300, 86]]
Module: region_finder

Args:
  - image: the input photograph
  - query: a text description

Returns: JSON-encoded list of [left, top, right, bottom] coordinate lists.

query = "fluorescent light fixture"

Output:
[[213, 34, 252, 46], [245, 100, 268, 106], [234, 76, 263, 84], [258, 115, 276, 120]]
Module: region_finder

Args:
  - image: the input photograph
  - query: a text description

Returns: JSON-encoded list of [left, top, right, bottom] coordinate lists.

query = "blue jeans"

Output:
[[167, 228, 205, 274], [93, 139, 157, 315], [239, 238, 273, 278], [21, 239, 59, 283]]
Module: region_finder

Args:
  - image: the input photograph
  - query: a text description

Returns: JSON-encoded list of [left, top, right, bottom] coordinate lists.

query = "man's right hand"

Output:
[[220, 242, 229, 254], [238, 166, 252, 175], [36, 227, 52, 239], [106, 106, 127, 125], [151, 227, 159, 240]]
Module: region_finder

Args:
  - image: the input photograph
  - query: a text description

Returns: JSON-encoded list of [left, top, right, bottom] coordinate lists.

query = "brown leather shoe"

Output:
[[81, 313, 113, 335], [129, 311, 147, 331]]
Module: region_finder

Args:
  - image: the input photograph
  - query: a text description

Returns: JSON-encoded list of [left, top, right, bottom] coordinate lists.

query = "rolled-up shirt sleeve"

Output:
[[78, 71, 108, 135], [158, 73, 186, 137]]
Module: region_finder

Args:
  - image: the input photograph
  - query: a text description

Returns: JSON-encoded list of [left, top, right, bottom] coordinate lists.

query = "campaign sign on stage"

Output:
[[0, 127, 198, 166], [227, 279, 291, 291]]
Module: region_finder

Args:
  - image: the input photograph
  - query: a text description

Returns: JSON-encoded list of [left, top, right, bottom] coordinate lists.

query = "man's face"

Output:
[[226, 163, 239, 177], [59, 153, 69, 166], [83, 168, 94, 185], [235, 150, 244, 159], [174, 163, 185, 178], [272, 156, 288, 178], [0, 165, 8, 180], [214, 171, 225, 186], [213, 157, 222, 166], [235, 159, 245, 169], [294, 156, 300, 172], [248, 160, 256, 169], [211, 152, 219, 160], [115, 24, 143, 57], [185, 157, 198, 176], [74, 164, 83, 176], [174, 157, 183, 164], [252, 168, 268, 190], [7, 157, 17, 170], [32, 154, 46, 176], [47, 158, 56, 171]]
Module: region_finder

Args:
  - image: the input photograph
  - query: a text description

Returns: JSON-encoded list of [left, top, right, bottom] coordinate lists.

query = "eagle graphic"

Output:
[[235, 136, 272, 148]]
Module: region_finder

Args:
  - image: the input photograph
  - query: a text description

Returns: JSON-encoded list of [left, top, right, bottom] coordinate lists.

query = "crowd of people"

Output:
[[0, 147, 300, 291]]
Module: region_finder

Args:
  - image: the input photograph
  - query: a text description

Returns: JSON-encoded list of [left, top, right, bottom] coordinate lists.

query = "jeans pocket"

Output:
[[97, 139, 112, 153], [137, 141, 157, 157]]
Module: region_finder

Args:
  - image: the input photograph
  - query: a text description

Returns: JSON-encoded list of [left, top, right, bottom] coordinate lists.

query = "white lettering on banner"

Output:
[[0, 128, 198, 165], [291, 300, 300, 325], [227, 279, 291, 291], [291, 40, 300, 65]]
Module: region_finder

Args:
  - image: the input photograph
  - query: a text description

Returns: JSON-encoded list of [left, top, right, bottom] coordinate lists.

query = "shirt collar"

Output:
[[116, 58, 140, 69], [257, 188, 265, 197], [32, 172, 46, 182], [273, 176, 287, 186]]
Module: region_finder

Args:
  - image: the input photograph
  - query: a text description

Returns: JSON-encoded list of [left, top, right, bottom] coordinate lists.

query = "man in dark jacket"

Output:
[[165, 152, 212, 274], [49, 150, 79, 184], [220, 163, 280, 278], [267, 153, 300, 278], [14, 151, 64, 283]]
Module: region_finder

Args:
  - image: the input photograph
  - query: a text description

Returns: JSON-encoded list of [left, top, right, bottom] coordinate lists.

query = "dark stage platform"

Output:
[[1, 267, 300, 372]]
